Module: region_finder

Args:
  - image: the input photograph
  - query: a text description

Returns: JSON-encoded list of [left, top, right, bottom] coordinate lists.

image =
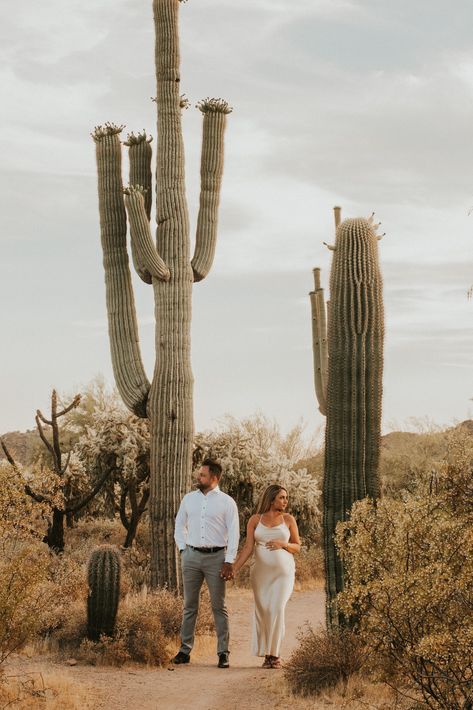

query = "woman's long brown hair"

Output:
[[256, 484, 288, 514]]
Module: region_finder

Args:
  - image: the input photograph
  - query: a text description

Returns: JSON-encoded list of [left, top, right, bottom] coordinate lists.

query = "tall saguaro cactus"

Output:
[[310, 207, 384, 627], [92, 0, 231, 589]]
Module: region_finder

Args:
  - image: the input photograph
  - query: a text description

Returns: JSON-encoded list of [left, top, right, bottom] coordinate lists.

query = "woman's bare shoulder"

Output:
[[284, 513, 297, 524]]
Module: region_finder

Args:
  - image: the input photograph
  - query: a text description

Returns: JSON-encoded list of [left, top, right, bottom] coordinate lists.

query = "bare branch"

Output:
[[66, 465, 112, 514], [56, 394, 81, 419], [35, 414, 55, 461], [119, 485, 130, 530], [60, 451, 72, 476], [0, 439, 19, 471], [24, 484, 49, 505]]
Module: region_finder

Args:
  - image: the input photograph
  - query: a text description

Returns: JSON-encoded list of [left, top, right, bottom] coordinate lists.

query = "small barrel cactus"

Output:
[[87, 545, 121, 641]]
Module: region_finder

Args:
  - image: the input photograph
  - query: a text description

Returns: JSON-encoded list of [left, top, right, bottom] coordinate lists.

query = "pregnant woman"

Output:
[[233, 484, 301, 668]]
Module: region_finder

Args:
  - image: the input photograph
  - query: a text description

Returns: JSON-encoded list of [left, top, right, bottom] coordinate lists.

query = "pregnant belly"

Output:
[[254, 547, 295, 572]]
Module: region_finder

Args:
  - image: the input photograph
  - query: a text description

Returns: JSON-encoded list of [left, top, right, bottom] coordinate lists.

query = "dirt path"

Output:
[[9, 588, 326, 709]]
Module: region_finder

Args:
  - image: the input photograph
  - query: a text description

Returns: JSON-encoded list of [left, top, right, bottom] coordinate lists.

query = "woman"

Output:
[[233, 484, 301, 668]]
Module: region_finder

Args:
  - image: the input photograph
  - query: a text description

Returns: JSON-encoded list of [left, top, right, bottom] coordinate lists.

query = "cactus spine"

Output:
[[87, 546, 121, 641], [310, 207, 384, 628], [92, 1, 231, 589]]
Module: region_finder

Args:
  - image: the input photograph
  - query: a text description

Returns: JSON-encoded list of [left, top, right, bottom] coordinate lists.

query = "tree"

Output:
[[92, 0, 231, 588], [1, 390, 111, 552], [77, 406, 151, 548], [194, 414, 322, 543]]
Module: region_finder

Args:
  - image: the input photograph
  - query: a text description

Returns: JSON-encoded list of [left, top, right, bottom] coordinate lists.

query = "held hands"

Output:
[[220, 562, 234, 581], [265, 540, 286, 551]]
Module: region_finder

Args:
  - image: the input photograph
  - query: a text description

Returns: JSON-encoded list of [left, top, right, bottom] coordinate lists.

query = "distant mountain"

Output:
[[382, 420, 473, 450], [0, 429, 41, 467], [3, 420, 472, 472], [381, 430, 422, 450]]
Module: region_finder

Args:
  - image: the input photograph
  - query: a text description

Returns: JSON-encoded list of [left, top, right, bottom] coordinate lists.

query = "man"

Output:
[[172, 458, 240, 669]]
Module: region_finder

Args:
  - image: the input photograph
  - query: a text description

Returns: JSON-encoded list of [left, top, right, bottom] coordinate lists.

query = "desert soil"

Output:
[[8, 587, 326, 709]]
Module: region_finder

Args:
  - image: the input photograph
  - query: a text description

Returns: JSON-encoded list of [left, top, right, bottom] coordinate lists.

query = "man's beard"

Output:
[[196, 482, 211, 492]]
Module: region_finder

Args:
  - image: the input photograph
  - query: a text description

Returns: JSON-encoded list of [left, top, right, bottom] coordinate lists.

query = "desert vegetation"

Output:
[[1, 1, 469, 709], [0, 383, 323, 680], [282, 422, 473, 708], [2, 375, 472, 708]]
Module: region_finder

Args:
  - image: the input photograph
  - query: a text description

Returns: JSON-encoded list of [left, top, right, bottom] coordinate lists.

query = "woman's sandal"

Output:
[[270, 656, 282, 669], [262, 655, 272, 668]]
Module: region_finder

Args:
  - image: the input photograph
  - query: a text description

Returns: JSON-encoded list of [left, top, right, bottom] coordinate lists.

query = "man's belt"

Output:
[[187, 545, 225, 554]]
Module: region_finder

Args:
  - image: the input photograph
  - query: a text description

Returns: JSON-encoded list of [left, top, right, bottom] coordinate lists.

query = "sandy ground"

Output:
[[7, 588, 326, 710]]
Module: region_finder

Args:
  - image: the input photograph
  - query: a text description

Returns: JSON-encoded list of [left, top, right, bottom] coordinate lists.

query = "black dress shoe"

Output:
[[218, 652, 230, 668], [171, 651, 190, 664]]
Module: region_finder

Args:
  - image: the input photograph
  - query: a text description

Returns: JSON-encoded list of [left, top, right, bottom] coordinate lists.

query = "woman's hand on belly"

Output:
[[265, 540, 288, 551]]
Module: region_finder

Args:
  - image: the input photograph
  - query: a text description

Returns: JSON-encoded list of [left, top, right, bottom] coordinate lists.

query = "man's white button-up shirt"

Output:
[[174, 486, 240, 563]]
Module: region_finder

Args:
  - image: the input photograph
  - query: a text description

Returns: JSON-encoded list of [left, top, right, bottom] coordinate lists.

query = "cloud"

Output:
[[1, 0, 473, 435]]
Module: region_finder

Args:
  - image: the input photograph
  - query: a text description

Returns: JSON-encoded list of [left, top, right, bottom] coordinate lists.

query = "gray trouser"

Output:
[[179, 546, 229, 655]]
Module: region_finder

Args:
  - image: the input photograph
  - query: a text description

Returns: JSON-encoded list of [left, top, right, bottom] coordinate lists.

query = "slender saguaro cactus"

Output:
[[92, 0, 231, 589], [87, 546, 121, 641], [310, 207, 384, 628]]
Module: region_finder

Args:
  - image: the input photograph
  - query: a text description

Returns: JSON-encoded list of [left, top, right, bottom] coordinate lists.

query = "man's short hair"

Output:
[[202, 458, 223, 479]]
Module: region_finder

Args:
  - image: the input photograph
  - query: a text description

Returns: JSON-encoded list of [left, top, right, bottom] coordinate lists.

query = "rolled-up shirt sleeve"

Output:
[[224, 498, 240, 563], [174, 496, 188, 552]]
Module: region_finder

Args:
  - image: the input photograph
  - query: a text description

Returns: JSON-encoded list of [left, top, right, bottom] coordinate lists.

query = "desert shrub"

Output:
[[0, 537, 83, 662], [78, 636, 132, 666], [284, 625, 366, 696], [294, 545, 324, 588], [336, 429, 473, 710], [51, 599, 88, 649], [0, 461, 77, 663], [0, 538, 52, 663], [65, 517, 125, 559], [0, 670, 95, 709], [35, 556, 85, 638], [54, 587, 213, 665], [194, 414, 322, 543], [120, 542, 151, 592], [105, 596, 169, 665]]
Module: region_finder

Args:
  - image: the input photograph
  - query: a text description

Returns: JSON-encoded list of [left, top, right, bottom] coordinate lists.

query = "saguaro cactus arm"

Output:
[[191, 98, 232, 283], [309, 268, 328, 416], [154, 0, 187, 222], [125, 132, 154, 284], [92, 124, 151, 418], [124, 187, 171, 281], [126, 132, 153, 219]]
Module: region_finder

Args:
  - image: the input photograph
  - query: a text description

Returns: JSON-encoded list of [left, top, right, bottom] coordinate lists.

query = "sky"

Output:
[[1, 0, 473, 437]]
